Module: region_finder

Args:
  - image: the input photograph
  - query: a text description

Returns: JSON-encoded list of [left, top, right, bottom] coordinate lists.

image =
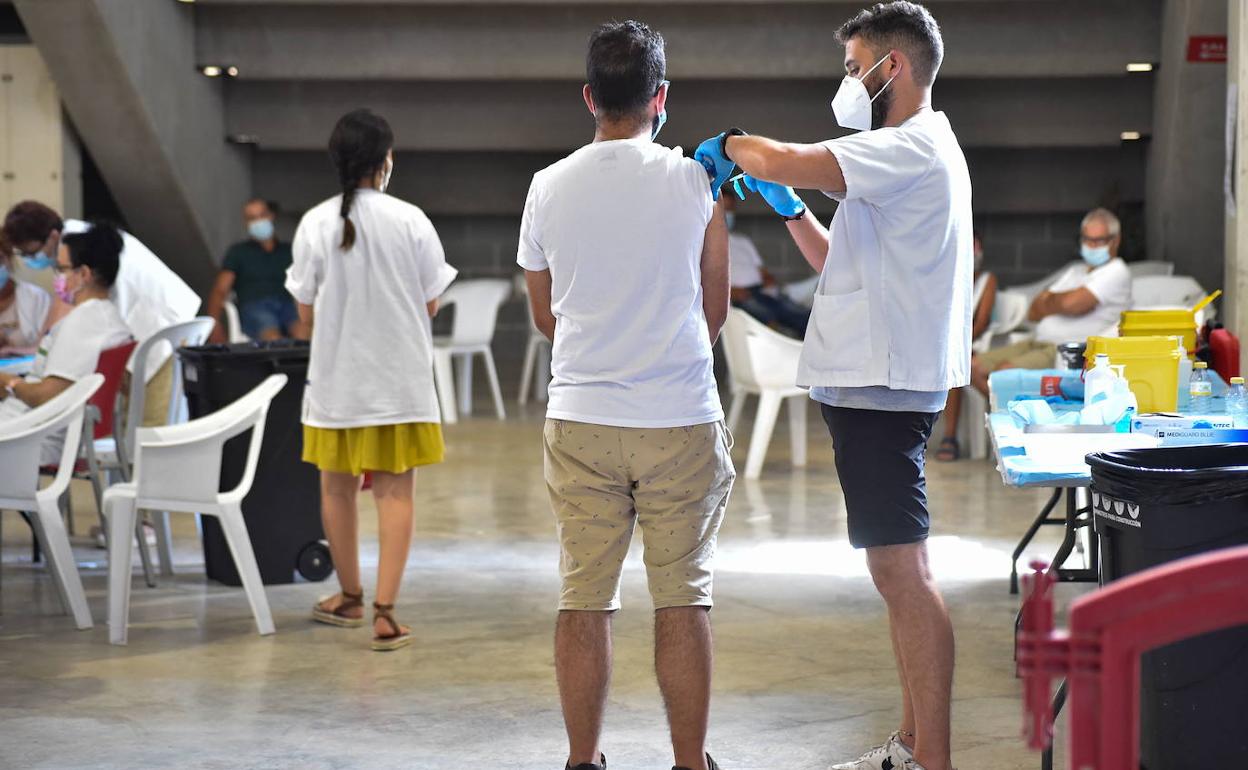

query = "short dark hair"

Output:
[[836, 2, 944, 87], [586, 20, 665, 121], [62, 221, 122, 289], [3, 200, 64, 247]]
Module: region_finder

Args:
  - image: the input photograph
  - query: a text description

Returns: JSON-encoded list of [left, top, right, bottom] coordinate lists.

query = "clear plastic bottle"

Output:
[[1228, 377, 1248, 427], [1084, 353, 1116, 405], [1190, 361, 1213, 413]]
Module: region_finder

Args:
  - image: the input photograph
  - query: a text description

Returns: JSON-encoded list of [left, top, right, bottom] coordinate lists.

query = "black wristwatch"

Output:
[[782, 208, 808, 222], [720, 127, 747, 158]]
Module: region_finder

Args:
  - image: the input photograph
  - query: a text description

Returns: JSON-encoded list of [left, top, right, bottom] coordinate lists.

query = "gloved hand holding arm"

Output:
[[694, 130, 743, 201]]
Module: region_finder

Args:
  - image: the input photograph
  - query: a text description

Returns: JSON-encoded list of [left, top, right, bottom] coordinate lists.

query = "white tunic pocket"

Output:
[[808, 289, 872, 372]]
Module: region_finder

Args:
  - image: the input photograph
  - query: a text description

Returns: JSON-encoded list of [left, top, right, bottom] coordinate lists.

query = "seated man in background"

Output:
[[0, 232, 52, 354], [0, 223, 131, 463], [971, 207, 1131, 396], [724, 192, 809, 337], [206, 198, 306, 342], [3, 201, 202, 427]]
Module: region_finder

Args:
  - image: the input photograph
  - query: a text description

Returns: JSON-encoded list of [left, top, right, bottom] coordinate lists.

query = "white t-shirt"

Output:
[[0, 280, 52, 349], [517, 137, 722, 428], [62, 220, 202, 381], [0, 298, 131, 464], [286, 189, 458, 429], [800, 110, 974, 394], [729, 233, 764, 289], [1034, 258, 1132, 344]]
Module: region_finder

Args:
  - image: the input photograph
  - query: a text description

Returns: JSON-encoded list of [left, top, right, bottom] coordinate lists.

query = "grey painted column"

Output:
[[13, 0, 250, 294], [1227, 1, 1248, 362], [1146, 0, 1229, 294]]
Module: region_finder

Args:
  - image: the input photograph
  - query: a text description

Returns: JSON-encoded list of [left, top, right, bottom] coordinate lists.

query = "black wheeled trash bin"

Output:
[[1087, 445, 1248, 768], [178, 341, 332, 586]]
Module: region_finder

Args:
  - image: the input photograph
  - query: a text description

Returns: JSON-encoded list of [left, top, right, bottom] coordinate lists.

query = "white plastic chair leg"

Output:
[[217, 505, 275, 636], [726, 390, 747, 435], [106, 495, 138, 644], [745, 391, 783, 479], [786, 394, 808, 468], [433, 348, 457, 424], [33, 501, 92, 629], [153, 511, 175, 577], [455, 353, 474, 416], [518, 337, 538, 405], [482, 352, 506, 420], [535, 343, 551, 402], [964, 387, 989, 461]]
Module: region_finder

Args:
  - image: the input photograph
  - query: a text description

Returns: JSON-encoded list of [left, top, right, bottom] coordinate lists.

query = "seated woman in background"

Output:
[[936, 231, 996, 462], [0, 222, 132, 464], [0, 232, 53, 354]]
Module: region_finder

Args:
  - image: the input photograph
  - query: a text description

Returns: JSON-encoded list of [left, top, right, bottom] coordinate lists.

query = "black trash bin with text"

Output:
[[1087, 445, 1248, 768], [179, 341, 331, 586]]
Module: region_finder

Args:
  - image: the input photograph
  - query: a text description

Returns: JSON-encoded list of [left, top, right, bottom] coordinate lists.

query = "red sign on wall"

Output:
[[1187, 35, 1227, 63]]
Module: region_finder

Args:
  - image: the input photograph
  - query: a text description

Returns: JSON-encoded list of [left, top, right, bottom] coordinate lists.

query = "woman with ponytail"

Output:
[[286, 109, 457, 651]]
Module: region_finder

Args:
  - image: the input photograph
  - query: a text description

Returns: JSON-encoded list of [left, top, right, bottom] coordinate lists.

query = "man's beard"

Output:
[[870, 81, 894, 130]]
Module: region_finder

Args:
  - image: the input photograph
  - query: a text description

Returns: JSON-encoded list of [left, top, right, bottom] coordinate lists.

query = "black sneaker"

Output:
[[673, 754, 720, 770], [566, 753, 606, 770]]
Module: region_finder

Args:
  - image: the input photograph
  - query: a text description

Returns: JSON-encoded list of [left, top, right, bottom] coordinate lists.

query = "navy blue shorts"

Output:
[[239, 296, 298, 338], [820, 404, 939, 549]]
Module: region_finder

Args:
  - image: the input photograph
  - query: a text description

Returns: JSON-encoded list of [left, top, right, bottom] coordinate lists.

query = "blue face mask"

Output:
[[651, 109, 667, 141], [0, 264, 9, 288], [725, 213, 736, 230], [1080, 244, 1111, 267], [248, 218, 275, 242], [22, 252, 53, 271]]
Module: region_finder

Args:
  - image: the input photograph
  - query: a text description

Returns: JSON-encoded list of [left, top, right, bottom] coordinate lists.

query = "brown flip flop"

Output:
[[312, 589, 366, 628], [371, 602, 412, 652]]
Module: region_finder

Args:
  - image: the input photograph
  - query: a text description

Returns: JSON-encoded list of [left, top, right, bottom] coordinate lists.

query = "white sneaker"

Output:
[[830, 732, 915, 770]]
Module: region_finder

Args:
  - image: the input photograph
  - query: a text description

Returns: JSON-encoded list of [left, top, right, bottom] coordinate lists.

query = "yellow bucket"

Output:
[[1119, 309, 1198, 356], [1085, 335, 1182, 412]]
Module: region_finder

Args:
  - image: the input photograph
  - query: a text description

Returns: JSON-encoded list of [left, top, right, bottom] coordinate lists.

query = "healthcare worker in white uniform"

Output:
[[696, 4, 968, 770], [3, 201, 202, 427]]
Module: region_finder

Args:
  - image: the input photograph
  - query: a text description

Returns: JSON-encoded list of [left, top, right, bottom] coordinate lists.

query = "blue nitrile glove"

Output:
[[736, 174, 806, 218], [695, 132, 737, 201]]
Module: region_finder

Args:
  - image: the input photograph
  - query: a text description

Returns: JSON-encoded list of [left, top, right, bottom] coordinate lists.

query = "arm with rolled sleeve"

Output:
[[517, 178, 555, 342]]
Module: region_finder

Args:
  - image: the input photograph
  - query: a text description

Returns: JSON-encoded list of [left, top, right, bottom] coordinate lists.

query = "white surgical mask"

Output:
[[831, 52, 896, 132], [379, 157, 393, 193]]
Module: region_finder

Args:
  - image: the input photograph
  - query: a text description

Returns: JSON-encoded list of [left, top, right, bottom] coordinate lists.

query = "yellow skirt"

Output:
[[302, 423, 445, 475]]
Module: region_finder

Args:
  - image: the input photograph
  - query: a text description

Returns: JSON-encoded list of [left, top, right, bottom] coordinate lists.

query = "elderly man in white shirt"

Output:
[[697, 4, 965, 770], [969, 207, 1133, 396], [3, 201, 201, 427]]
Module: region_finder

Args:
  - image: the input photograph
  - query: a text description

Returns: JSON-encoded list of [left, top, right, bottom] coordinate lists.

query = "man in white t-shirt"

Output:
[[518, 21, 733, 770], [696, 4, 963, 769], [724, 193, 809, 336], [3, 202, 202, 426], [970, 208, 1133, 395]]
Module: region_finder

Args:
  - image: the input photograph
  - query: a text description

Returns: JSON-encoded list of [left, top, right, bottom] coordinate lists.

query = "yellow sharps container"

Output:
[[1085, 335, 1182, 412]]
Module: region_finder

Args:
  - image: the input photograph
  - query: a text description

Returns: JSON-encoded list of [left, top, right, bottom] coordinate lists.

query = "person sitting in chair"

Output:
[[725, 192, 810, 337], [0, 223, 132, 463]]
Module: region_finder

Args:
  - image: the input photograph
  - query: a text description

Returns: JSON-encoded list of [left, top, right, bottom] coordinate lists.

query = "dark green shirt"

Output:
[[222, 239, 294, 306]]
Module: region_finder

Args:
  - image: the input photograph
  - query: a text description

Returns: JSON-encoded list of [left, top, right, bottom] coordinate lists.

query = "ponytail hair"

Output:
[[328, 108, 394, 251]]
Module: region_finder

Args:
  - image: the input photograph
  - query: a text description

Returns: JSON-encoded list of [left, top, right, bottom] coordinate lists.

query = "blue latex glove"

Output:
[[694, 133, 736, 201], [736, 175, 806, 218]]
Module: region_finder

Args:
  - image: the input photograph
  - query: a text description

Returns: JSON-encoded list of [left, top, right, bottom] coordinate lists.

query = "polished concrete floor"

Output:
[[0, 402, 1083, 769]]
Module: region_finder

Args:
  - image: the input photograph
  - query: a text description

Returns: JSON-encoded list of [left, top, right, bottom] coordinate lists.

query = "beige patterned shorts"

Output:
[[543, 419, 736, 612]]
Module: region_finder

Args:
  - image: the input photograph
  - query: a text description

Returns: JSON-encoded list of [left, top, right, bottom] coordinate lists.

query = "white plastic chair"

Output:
[[1130, 275, 1212, 320], [103, 373, 287, 645], [86, 317, 215, 578], [721, 309, 808, 480], [0, 374, 104, 630], [1127, 260, 1175, 278], [223, 300, 250, 344], [974, 289, 1031, 354], [434, 278, 510, 419]]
